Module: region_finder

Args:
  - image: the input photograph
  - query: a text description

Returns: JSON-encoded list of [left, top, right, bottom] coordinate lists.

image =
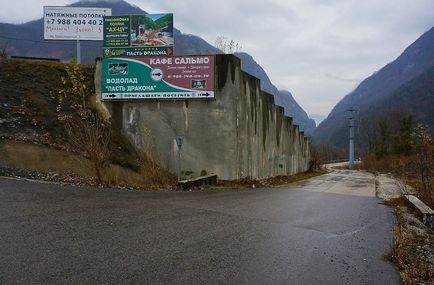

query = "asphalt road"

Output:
[[0, 169, 401, 284]]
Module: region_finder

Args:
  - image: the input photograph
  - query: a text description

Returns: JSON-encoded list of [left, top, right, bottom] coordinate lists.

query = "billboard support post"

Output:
[[176, 134, 184, 181], [76, 40, 81, 64], [177, 147, 181, 181]]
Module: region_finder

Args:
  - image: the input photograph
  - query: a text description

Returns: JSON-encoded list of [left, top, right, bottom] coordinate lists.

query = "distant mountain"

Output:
[[0, 0, 315, 133], [309, 114, 325, 126], [313, 27, 434, 148]]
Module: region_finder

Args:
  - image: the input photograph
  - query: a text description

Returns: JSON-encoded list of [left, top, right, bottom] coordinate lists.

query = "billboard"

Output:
[[44, 6, 112, 40], [102, 55, 215, 100], [103, 14, 174, 57]]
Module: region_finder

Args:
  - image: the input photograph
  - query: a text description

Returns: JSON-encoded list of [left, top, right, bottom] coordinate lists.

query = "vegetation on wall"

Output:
[[214, 36, 242, 54], [57, 58, 112, 183]]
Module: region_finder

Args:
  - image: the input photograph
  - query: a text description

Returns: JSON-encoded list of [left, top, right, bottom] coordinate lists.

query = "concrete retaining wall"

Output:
[[96, 55, 310, 180]]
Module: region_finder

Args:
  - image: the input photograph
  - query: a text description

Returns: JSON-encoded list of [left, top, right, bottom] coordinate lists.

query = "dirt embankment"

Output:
[[0, 58, 175, 189]]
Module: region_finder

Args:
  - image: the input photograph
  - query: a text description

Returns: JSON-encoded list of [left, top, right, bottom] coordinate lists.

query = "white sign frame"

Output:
[[44, 6, 112, 40]]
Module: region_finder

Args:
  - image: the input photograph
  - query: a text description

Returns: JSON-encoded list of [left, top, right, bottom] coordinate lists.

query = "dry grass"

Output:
[[215, 170, 328, 189], [0, 139, 176, 190], [0, 58, 177, 190], [385, 206, 434, 285]]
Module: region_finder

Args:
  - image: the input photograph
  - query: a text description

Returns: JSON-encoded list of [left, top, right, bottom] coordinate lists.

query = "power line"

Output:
[[0, 35, 102, 48]]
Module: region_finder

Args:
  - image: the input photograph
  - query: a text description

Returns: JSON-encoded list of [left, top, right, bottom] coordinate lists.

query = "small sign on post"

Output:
[[176, 134, 184, 149], [176, 134, 184, 181]]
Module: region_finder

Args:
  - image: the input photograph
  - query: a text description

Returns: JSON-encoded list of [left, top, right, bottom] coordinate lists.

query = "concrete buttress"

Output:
[[95, 55, 310, 180]]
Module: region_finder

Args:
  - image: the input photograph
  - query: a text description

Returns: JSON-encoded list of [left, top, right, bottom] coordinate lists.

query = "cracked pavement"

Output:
[[0, 169, 400, 284]]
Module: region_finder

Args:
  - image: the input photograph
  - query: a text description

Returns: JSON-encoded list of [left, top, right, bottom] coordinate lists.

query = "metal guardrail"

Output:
[[178, 174, 218, 191], [404, 195, 434, 230], [10, 56, 60, 62]]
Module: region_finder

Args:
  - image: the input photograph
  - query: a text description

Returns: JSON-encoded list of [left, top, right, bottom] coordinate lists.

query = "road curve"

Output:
[[0, 169, 400, 284]]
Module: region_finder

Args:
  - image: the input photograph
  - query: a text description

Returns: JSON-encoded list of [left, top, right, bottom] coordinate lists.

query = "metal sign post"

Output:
[[76, 40, 81, 64], [349, 118, 354, 169], [176, 134, 184, 181]]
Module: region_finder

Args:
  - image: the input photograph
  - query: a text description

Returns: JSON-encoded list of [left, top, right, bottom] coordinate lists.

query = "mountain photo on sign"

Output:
[[108, 63, 128, 75], [130, 14, 174, 47]]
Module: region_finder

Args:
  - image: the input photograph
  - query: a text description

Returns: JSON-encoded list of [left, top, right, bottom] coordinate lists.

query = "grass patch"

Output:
[[214, 170, 328, 190]]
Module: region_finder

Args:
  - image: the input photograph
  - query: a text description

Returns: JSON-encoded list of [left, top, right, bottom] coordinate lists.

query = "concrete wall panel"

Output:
[[96, 55, 310, 180]]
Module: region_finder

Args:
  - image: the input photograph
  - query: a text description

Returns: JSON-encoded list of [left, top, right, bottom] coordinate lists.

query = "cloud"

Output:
[[80, 0, 124, 2], [325, 73, 360, 83]]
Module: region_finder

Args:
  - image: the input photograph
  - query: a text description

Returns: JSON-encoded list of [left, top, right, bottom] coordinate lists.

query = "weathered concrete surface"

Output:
[[405, 195, 434, 229], [375, 173, 404, 200], [291, 169, 376, 197], [96, 55, 310, 180], [0, 171, 400, 284], [375, 173, 415, 200]]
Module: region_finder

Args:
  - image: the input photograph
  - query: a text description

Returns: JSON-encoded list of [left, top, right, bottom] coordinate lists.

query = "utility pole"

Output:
[[347, 108, 359, 169]]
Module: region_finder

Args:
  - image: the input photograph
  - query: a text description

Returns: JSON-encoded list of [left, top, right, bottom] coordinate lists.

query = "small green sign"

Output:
[[103, 14, 174, 57], [103, 47, 173, 57]]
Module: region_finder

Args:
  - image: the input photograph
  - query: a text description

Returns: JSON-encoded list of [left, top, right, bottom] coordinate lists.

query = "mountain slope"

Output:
[[0, 0, 315, 133], [367, 66, 434, 133], [313, 27, 434, 147]]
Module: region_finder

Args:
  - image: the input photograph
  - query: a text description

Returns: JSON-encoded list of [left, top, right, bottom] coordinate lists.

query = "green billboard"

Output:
[[103, 14, 174, 57], [102, 56, 215, 100]]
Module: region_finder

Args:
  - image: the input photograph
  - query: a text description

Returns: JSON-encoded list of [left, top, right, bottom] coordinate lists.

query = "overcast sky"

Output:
[[1, 0, 433, 117]]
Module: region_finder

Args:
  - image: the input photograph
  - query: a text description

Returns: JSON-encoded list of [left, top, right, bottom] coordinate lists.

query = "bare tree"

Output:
[[67, 114, 112, 183], [215, 36, 242, 54], [57, 58, 113, 183], [411, 124, 434, 205], [0, 41, 11, 58]]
